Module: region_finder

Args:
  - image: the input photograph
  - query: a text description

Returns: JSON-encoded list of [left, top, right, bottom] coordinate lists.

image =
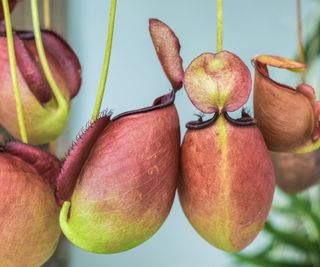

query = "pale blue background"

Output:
[[61, 1, 318, 266]]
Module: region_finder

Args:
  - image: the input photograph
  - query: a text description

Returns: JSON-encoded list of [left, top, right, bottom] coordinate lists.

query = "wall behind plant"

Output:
[[65, 0, 316, 266]]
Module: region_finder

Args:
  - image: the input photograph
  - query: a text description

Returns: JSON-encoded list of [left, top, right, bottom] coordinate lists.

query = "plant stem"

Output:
[[2, 0, 28, 143], [31, 0, 67, 110], [216, 0, 224, 52], [296, 0, 306, 82], [297, 0, 304, 63], [91, 0, 117, 122], [43, 0, 51, 30], [43, 0, 56, 154]]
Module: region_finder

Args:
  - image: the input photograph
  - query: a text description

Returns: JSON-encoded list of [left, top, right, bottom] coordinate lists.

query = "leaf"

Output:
[[184, 51, 252, 113], [149, 19, 184, 90], [304, 20, 320, 65], [235, 254, 313, 267], [264, 222, 320, 254], [254, 55, 306, 72]]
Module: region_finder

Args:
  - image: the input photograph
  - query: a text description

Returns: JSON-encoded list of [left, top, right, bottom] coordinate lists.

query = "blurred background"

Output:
[[12, 0, 320, 266]]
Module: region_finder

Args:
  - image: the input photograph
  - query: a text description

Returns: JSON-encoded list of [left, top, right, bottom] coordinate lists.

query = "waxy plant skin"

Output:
[[58, 98, 180, 254], [179, 50, 276, 252], [0, 28, 81, 144], [57, 19, 182, 254], [253, 55, 320, 153], [180, 114, 275, 252], [0, 142, 61, 267]]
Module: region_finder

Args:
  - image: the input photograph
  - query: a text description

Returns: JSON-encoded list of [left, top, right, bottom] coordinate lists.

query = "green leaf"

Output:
[[304, 20, 320, 65], [272, 205, 320, 238], [234, 254, 313, 267], [264, 222, 320, 254]]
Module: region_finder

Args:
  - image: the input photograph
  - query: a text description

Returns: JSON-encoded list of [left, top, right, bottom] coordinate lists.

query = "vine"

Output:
[[2, 0, 28, 143]]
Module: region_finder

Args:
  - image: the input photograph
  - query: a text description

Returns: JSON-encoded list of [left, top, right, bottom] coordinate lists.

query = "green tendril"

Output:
[[91, 0, 117, 122], [217, 0, 224, 52], [2, 0, 28, 143], [43, 0, 51, 30], [31, 0, 68, 111]]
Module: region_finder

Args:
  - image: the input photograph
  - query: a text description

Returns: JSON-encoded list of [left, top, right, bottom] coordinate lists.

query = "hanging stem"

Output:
[[297, 0, 304, 63], [2, 0, 28, 143], [216, 0, 224, 52], [43, 0, 51, 30], [31, 0, 67, 110], [43, 0, 57, 153], [91, 0, 117, 122], [296, 0, 306, 83]]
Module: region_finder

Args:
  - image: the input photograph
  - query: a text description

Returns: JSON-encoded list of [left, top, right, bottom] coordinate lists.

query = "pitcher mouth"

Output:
[[56, 90, 177, 203], [0, 29, 34, 39], [112, 90, 175, 121], [0, 28, 82, 103], [186, 110, 256, 130]]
